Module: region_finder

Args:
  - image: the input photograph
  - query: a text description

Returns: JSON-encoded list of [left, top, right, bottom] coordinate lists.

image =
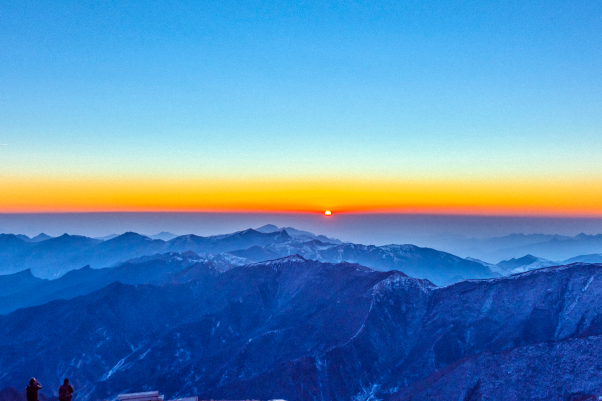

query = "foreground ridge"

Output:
[[0, 260, 601, 401]]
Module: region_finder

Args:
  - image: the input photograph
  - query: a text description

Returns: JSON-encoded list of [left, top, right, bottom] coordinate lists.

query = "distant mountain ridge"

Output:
[[6, 229, 602, 269], [495, 254, 558, 273], [0, 229, 291, 278], [4, 225, 601, 287], [0, 269, 44, 297], [0, 228, 496, 285], [3, 233, 53, 243], [149, 231, 178, 241], [480, 252, 602, 275], [439, 232, 602, 262], [0, 252, 225, 314], [256, 224, 343, 244], [0, 245, 494, 315], [228, 240, 496, 284]]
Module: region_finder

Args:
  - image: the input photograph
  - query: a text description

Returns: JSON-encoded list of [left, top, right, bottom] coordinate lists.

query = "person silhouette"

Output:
[[26, 378, 42, 401], [58, 379, 74, 401]]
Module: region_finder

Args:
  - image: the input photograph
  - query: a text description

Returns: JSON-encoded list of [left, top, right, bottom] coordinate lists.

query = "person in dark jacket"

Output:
[[58, 379, 74, 401], [26, 378, 42, 401], [59, 379, 73, 401]]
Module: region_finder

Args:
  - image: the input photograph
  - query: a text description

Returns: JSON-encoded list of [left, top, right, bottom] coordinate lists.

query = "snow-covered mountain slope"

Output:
[[227, 241, 498, 285], [1, 259, 602, 401]]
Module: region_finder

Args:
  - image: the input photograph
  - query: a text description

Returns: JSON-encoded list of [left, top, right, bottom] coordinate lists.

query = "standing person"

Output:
[[58, 379, 74, 401], [26, 378, 42, 401]]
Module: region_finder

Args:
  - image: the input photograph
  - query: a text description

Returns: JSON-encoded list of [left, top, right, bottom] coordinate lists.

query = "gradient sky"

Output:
[[1, 0, 601, 214]]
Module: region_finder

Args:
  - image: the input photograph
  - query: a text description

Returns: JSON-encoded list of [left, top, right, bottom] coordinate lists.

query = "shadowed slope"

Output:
[[1, 258, 601, 400]]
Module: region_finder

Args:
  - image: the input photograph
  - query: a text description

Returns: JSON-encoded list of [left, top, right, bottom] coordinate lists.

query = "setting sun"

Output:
[[324, 210, 332, 216]]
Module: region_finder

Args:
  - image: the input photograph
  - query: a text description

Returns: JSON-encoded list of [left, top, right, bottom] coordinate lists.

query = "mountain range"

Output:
[[7, 228, 602, 270], [0, 228, 495, 285], [0, 230, 290, 278], [0, 246, 495, 315], [0, 257, 601, 401], [256, 224, 343, 244], [470, 253, 602, 275], [0, 252, 226, 314], [435, 232, 602, 262]]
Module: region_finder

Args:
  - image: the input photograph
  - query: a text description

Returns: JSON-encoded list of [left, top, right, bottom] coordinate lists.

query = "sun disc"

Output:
[[324, 210, 332, 216]]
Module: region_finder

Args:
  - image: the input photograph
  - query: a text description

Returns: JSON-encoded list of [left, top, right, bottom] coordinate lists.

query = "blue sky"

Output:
[[1, 0, 601, 211]]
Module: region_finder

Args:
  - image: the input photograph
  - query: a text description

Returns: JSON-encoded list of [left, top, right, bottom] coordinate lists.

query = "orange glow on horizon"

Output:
[[2, 175, 602, 217]]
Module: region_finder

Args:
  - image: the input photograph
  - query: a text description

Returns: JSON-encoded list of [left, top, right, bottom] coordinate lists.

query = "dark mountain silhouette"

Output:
[[0, 234, 34, 259], [0, 234, 101, 277], [0, 269, 45, 297], [256, 224, 343, 244], [14, 235, 31, 242], [166, 229, 293, 254], [69, 232, 167, 272], [0, 233, 52, 243], [497, 254, 542, 269], [0, 229, 288, 278], [30, 233, 53, 242], [15, 234, 101, 277], [1, 258, 601, 400], [562, 253, 602, 264], [0, 252, 224, 314], [255, 224, 279, 232]]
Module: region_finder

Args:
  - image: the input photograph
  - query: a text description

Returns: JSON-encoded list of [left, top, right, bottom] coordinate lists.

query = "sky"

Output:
[[1, 0, 602, 215]]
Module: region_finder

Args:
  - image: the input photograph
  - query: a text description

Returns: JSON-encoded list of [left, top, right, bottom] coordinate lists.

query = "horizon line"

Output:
[[3, 210, 602, 219]]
